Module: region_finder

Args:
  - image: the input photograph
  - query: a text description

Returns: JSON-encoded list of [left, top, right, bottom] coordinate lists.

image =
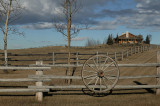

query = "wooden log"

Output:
[[0, 78, 51, 82], [126, 50, 129, 57], [76, 52, 79, 66], [29, 85, 160, 89], [29, 75, 159, 80], [0, 89, 49, 92], [35, 61, 44, 102], [0, 66, 51, 70], [121, 51, 124, 61], [156, 51, 160, 95], [115, 52, 117, 61], [53, 52, 55, 65], [29, 63, 160, 67]]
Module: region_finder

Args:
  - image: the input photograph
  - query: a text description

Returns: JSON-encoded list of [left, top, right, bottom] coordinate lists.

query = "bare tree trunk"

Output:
[[66, 0, 71, 84], [4, 0, 12, 67]]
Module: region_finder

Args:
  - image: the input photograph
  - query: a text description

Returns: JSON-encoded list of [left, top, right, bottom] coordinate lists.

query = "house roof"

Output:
[[119, 32, 143, 40]]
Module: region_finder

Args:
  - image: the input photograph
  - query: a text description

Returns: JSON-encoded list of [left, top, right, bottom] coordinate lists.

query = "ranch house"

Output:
[[118, 32, 143, 44]]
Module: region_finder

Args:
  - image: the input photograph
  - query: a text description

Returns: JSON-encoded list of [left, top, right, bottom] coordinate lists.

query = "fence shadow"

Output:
[[133, 81, 155, 94]]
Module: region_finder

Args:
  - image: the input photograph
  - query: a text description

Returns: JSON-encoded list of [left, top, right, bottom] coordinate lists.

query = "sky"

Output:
[[0, 0, 160, 49]]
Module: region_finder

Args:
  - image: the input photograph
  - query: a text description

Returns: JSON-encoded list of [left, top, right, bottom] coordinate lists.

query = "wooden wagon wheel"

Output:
[[81, 55, 120, 93]]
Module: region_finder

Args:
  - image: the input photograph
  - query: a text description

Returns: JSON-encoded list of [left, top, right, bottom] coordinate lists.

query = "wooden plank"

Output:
[[0, 78, 51, 82], [28, 75, 159, 79], [29, 63, 160, 67], [29, 75, 81, 79], [0, 89, 49, 92], [0, 66, 51, 70], [28, 85, 160, 89]]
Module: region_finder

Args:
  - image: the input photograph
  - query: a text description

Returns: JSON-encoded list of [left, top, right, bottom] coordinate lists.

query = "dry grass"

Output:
[[0, 46, 160, 106]]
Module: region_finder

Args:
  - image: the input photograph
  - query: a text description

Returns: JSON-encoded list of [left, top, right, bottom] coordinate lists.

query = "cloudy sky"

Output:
[[0, 0, 160, 49]]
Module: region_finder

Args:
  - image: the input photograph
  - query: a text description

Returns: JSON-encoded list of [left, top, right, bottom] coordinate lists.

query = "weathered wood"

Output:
[[53, 52, 55, 65], [114, 52, 116, 61], [76, 52, 79, 66], [0, 89, 49, 92], [29, 85, 160, 89], [126, 50, 129, 57], [29, 63, 160, 67], [0, 66, 51, 70], [0, 78, 51, 82], [121, 51, 124, 60], [35, 61, 43, 102], [156, 51, 160, 95], [29, 75, 159, 80], [29, 75, 81, 79]]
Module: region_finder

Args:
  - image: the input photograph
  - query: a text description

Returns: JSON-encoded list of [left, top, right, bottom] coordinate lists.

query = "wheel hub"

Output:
[[97, 70, 104, 78]]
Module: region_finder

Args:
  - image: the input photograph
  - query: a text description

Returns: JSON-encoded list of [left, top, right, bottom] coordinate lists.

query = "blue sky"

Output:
[[0, 0, 160, 49]]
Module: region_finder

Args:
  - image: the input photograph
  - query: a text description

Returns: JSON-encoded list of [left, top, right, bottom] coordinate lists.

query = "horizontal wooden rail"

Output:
[[0, 78, 51, 82], [29, 85, 160, 89], [0, 66, 51, 70], [30, 63, 160, 67], [0, 89, 49, 92], [29, 75, 159, 79]]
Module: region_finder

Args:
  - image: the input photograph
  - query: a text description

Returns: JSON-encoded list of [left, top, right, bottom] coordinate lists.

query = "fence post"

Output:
[[138, 46, 139, 53], [115, 52, 117, 61], [126, 50, 129, 57], [106, 52, 108, 56], [140, 46, 142, 53], [76, 52, 79, 66], [35, 61, 43, 102], [53, 52, 55, 65], [121, 51, 123, 61], [135, 47, 136, 54], [131, 48, 132, 55]]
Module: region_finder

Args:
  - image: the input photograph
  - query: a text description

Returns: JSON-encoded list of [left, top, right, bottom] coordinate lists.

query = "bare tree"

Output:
[[0, 0, 23, 66], [54, 0, 86, 83]]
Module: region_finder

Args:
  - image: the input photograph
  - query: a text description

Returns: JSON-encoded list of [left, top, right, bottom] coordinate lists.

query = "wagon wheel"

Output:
[[81, 55, 120, 93]]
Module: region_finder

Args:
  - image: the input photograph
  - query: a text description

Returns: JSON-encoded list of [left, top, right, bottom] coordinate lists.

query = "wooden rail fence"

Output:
[[0, 45, 150, 66], [0, 45, 157, 102], [0, 62, 51, 102]]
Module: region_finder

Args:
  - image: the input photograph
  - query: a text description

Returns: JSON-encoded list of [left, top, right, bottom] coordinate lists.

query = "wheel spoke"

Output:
[[102, 77, 108, 88], [101, 57, 109, 70], [86, 63, 98, 72], [104, 76, 114, 84], [84, 74, 97, 79], [87, 77, 98, 85], [100, 78, 102, 91], [104, 68, 117, 73], [103, 62, 114, 71], [92, 58, 99, 70], [95, 77, 99, 86]]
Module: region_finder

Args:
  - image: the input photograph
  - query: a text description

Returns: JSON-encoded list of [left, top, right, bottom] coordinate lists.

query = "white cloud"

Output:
[[21, 22, 54, 29]]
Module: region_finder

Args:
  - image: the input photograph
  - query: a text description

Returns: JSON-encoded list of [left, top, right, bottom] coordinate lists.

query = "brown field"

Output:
[[0, 45, 160, 106]]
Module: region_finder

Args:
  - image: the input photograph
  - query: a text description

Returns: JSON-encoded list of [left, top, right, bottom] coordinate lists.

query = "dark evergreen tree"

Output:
[[145, 35, 152, 44], [106, 34, 113, 45], [115, 34, 119, 44]]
